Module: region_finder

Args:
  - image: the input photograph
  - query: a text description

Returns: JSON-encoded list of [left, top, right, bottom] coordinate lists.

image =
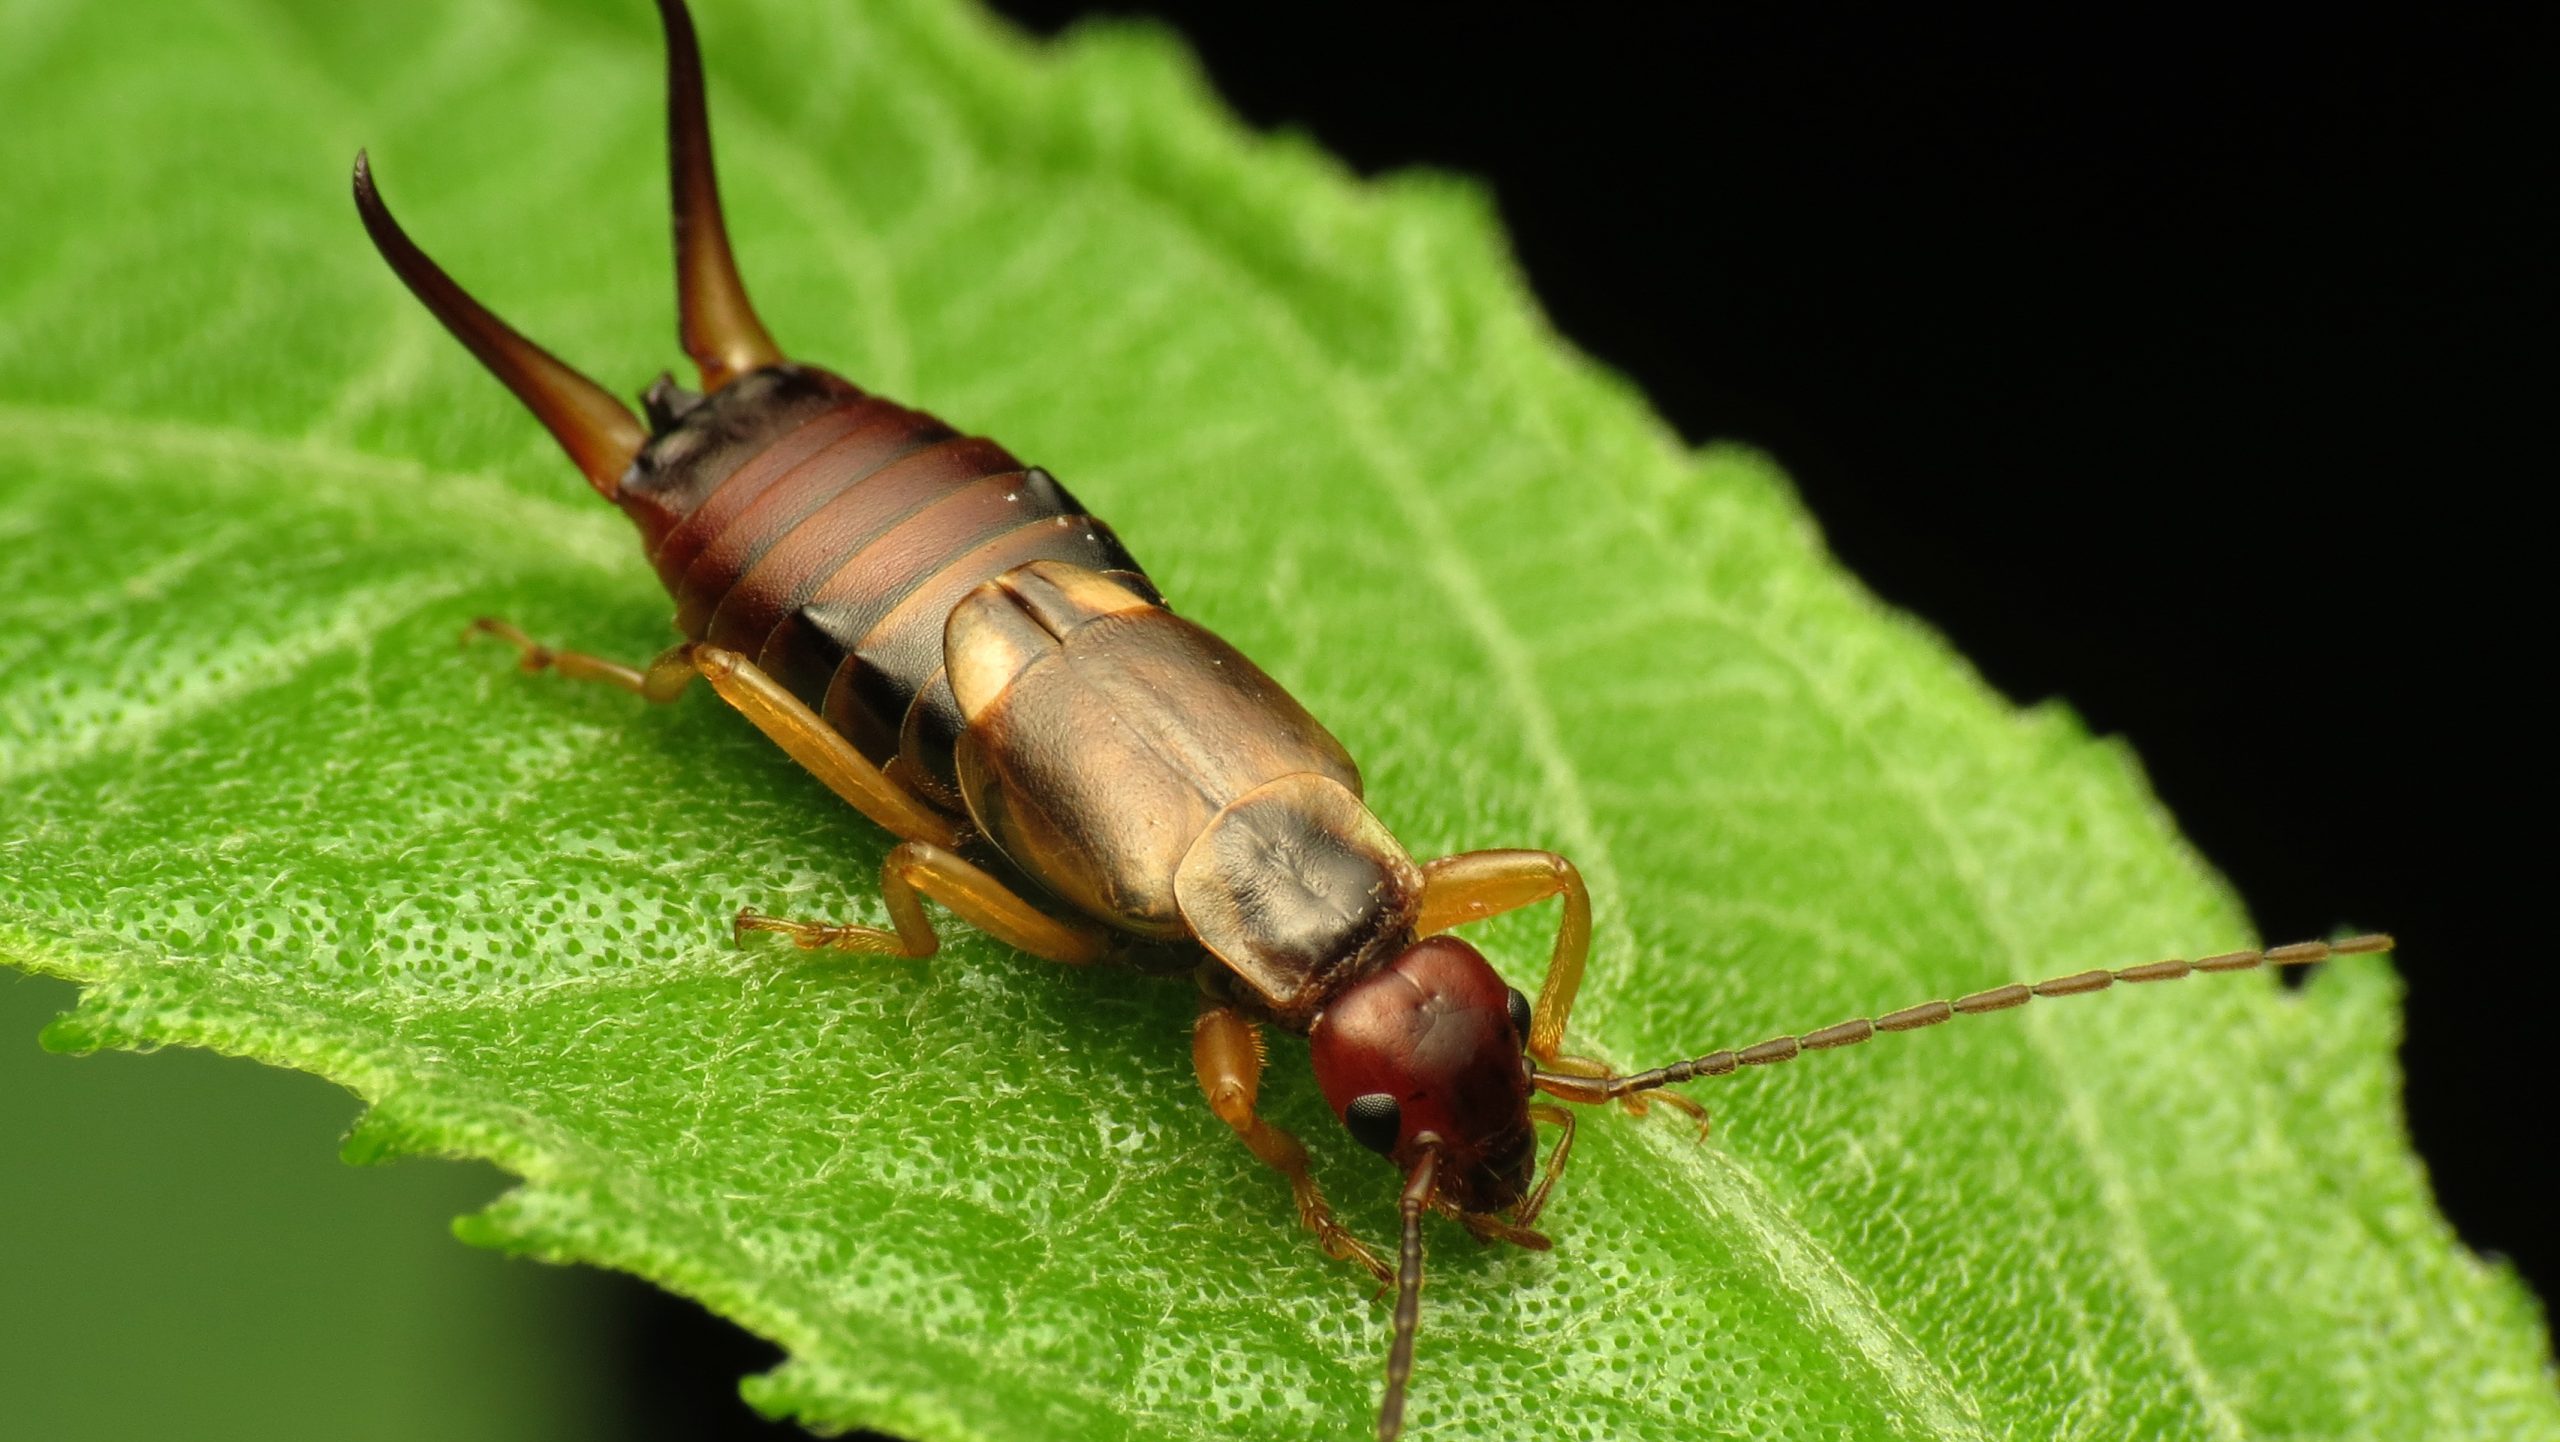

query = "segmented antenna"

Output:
[[1537, 933, 2395, 1104], [1378, 1143, 1441, 1442]]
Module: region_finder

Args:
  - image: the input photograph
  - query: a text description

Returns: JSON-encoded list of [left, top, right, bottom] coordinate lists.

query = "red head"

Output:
[[1308, 935, 1537, 1214]]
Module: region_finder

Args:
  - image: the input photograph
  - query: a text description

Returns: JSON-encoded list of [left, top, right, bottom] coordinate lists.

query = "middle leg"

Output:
[[738, 841, 1112, 966]]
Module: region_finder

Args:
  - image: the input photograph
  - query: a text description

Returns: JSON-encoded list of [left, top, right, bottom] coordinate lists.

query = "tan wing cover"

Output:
[[947, 561, 1370, 941]]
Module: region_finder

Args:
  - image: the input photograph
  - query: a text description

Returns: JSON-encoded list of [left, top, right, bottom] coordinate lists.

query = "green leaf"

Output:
[[2, 1, 2550, 1438]]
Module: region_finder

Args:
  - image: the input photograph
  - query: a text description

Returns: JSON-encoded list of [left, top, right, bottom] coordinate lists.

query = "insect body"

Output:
[[356, 4, 2395, 1436]]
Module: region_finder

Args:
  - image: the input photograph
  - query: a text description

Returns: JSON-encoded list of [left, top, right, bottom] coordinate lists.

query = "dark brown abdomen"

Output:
[[614, 364, 1156, 810]]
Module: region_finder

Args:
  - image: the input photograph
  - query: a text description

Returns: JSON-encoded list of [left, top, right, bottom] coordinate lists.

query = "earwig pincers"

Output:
[[355, 4, 2395, 1435]]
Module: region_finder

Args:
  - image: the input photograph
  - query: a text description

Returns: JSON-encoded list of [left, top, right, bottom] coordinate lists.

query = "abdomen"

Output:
[[613, 364, 1157, 810]]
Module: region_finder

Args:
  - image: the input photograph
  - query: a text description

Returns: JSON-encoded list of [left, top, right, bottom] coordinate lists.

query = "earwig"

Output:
[[354, 5, 2396, 1437]]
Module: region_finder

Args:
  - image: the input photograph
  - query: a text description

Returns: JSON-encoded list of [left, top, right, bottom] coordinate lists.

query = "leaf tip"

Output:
[[35, 1002, 140, 1055], [452, 1185, 584, 1264], [339, 1102, 433, 1166], [449, 1200, 533, 1257]]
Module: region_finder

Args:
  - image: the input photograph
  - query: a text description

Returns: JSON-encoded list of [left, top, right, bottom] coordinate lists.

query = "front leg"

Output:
[[1192, 1000, 1392, 1287], [1416, 849, 1709, 1132], [1415, 849, 1589, 1060]]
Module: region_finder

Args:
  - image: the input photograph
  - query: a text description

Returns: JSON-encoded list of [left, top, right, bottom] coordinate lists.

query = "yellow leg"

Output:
[[689, 646, 963, 849], [1415, 849, 1590, 1060], [1193, 1000, 1393, 1287], [1417, 848, 1709, 1134], [466, 617, 698, 701], [738, 841, 1111, 966], [468, 623, 960, 849]]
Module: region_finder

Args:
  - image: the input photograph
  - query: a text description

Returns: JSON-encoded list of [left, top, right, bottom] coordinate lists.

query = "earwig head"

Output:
[[1310, 935, 1537, 1214]]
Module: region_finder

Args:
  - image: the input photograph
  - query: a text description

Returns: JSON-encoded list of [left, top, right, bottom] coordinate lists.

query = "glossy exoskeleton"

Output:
[[354, 4, 2396, 1436]]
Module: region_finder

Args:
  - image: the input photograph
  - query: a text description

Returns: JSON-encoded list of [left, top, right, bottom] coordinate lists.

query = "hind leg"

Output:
[[467, 621, 959, 849], [465, 617, 698, 701], [687, 646, 960, 848]]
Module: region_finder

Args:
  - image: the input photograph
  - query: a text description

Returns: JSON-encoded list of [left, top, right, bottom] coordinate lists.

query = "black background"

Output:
[[616, 5, 2556, 1434]]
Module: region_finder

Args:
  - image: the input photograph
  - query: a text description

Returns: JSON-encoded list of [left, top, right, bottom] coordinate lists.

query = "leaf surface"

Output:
[[2, 1, 2552, 1438]]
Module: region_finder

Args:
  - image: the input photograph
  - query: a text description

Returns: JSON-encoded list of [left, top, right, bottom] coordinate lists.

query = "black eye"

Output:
[[1505, 986, 1533, 1044], [1344, 1093, 1402, 1155]]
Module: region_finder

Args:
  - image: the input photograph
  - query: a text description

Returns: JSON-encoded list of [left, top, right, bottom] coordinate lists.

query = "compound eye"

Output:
[[1505, 986, 1533, 1045], [1344, 1093, 1402, 1155]]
